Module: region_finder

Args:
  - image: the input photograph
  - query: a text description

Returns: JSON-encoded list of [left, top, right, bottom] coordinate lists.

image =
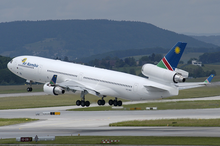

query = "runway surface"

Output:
[[1, 101, 220, 138]]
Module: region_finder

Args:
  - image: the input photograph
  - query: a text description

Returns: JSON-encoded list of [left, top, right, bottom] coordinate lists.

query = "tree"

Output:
[[129, 68, 136, 75]]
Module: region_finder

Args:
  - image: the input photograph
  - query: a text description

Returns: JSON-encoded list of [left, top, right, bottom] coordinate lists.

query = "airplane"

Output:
[[7, 42, 214, 107]]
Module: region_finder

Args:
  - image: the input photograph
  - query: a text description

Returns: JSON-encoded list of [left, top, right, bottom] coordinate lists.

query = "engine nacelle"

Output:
[[43, 83, 65, 95], [141, 64, 185, 83]]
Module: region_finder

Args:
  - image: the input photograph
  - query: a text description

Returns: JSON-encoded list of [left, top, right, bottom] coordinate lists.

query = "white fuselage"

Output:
[[7, 56, 178, 100]]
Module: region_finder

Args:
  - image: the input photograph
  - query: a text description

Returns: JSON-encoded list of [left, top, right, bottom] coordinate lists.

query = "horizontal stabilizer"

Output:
[[177, 74, 215, 90]]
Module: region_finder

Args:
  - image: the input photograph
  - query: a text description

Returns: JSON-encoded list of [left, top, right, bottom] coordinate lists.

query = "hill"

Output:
[[192, 35, 220, 47], [0, 19, 217, 60]]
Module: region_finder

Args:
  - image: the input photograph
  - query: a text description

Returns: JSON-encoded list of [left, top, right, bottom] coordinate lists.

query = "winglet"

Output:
[[204, 74, 215, 83], [50, 75, 57, 85], [157, 42, 187, 71]]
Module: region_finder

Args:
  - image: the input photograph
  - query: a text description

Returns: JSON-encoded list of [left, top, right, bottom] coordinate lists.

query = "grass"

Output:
[[0, 93, 125, 110], [0, 84, 43, 94], [0, 118, 38, 126], [109, 118, 220, 127], [1, 136, 220, 145], [167, 85, 220, 99], [0, 84, 219, 110], [0, 85, 219, 110]]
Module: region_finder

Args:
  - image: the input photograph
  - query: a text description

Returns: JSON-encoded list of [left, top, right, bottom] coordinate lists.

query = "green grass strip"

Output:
[[1, 136, 220, 145], [0, 84, 43, 94], [0, 118, 38, 126], [109, 118, 220, 127]]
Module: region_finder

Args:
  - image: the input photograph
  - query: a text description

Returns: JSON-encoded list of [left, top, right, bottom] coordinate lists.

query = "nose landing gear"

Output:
[[26, 80, 33, 92]]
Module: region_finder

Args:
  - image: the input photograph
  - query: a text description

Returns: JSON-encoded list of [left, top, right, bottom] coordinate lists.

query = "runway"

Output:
[[1, 103, 220, 138]]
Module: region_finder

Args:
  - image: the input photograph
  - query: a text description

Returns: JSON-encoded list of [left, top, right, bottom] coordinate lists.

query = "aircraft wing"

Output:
[[176, 74, 214, 90], [57, 80, 101, 97]]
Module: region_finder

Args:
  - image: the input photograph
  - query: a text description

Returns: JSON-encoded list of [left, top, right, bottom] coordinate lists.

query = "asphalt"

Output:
[[1, 104, 220, 138], [1, 91, 220, 139]]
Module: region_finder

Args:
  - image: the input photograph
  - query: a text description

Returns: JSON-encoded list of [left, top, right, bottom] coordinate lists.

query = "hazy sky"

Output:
[[0, 0, 219, 34]]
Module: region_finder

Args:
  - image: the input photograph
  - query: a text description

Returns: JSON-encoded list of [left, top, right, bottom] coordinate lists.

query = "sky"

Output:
[[0, 0, 219, 35]]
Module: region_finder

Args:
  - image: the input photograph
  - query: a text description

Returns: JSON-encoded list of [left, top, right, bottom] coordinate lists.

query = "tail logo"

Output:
[[175, 47, 180, 54], [50, 75, 57, 85]]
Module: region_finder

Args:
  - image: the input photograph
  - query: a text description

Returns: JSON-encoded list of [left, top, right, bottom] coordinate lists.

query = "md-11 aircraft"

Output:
[[7, 42, 214, 107]]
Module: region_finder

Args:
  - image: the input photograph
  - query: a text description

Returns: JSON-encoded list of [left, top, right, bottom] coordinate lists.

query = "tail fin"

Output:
[[204, 74, 215, 83], [157, 42, 187, 71], [50, 75, 57, 85]]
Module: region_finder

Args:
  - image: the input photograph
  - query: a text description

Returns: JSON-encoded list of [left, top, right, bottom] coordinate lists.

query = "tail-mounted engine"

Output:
[[43, 82, 65, 95], [141, 64, 186, 83]]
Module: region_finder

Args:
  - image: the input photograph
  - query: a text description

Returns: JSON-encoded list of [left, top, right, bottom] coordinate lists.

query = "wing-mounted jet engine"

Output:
[[43, 83, 65, 95], [43, 75, 65, 95]]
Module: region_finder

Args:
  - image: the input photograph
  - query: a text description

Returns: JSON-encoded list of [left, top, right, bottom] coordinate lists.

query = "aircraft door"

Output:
[[78, 73, 84, 81], [37, 65, 43, 82]]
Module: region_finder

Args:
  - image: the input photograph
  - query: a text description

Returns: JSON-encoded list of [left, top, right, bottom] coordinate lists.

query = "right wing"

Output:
[[176, 74, 215, 90]]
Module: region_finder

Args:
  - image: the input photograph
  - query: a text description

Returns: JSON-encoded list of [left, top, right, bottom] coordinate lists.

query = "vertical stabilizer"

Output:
[[157, 42, 187, 71], [204, 74, 215, 83], [50, 75, 57, 85]]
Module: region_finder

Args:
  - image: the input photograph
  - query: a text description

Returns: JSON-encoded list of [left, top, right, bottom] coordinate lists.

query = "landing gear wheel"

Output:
[[108, 99, 113, 106], [85, 101, 90, 107], [98, 100, 105, 105], [113, 100, 118, 106], [117, 100, 122, 106], [81, 100, 85, 107], [27, 87, 33, 92], [101, 100, 105, 105], [76, 100, 81, 106], [97, 100, 102, 105], [98, 99, 105, 105]]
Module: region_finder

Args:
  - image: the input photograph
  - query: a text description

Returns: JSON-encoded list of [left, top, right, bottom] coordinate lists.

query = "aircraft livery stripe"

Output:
[[157, 60, 167, 69], [204, 79, 209, 83], [162, 57, 173, 71]]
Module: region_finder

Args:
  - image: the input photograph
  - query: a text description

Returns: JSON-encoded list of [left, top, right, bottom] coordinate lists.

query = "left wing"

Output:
[[57, 80, 101, 97], [176, 74, 214, 90]]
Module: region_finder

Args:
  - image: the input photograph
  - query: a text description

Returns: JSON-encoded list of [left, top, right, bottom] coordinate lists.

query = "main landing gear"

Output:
[[108, 97, 122, 106], [76, 91, 90, 107], [76, 92, 122, 107], [97, 96, 106, 106], [98, 97, 122, 107]]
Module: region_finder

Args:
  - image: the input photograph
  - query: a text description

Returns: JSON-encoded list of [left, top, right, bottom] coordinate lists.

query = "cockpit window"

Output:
[[10, 60, 13, 63]]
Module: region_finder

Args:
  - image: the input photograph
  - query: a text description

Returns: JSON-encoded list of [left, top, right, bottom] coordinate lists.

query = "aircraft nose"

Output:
[[7, 60, 13, 71]]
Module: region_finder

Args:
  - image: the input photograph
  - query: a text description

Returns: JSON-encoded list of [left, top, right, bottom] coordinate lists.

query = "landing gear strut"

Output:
[[109, 97, 122, 106], [76, 91, 90, 107]]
